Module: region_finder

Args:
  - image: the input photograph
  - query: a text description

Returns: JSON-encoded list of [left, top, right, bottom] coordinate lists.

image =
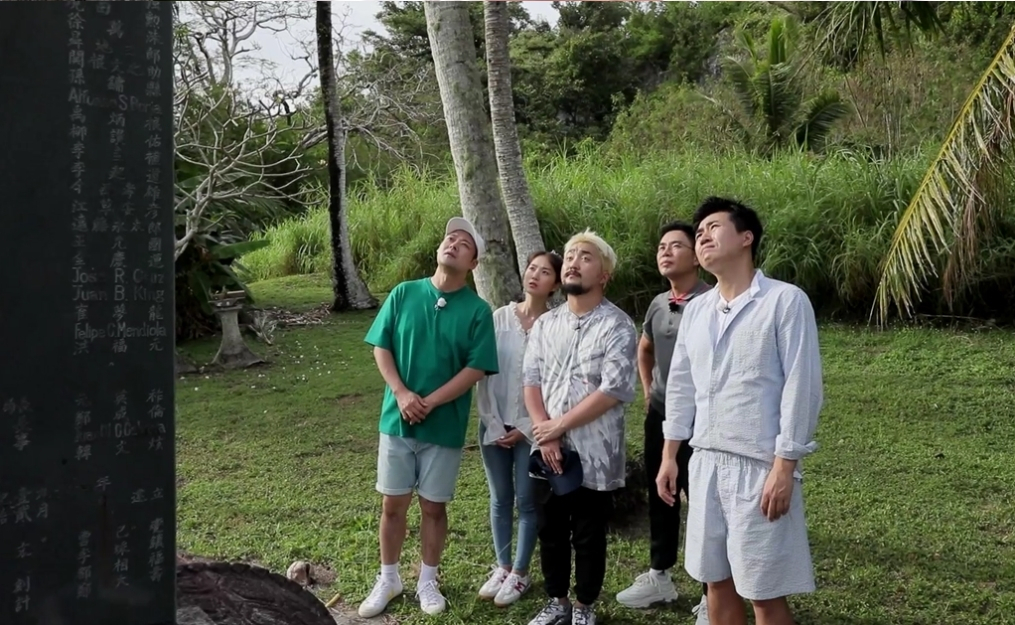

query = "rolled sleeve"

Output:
[[774, 289, 823, 460], [663, 313, 695, 441], [598, 319, 638, 402]]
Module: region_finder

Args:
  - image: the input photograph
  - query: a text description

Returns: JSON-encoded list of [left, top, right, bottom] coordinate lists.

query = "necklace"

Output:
[[515, 302, 547, 332]]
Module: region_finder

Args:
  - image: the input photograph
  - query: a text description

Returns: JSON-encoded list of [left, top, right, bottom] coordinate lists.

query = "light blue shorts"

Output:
[[684, 449, 815, 601], [376, 433, 464, 503]]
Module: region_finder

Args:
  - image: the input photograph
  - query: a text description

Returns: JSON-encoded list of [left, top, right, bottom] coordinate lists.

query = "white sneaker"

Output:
[[573, 604, 596, 625], [357, 574, 403, 618], [615, 571, 678, 608], [493, 571, 530, 607], [478, 566, 509, 599], [527, 599, 572, 625], [693, 594, 710, 625], [416, 579, 447, 615]]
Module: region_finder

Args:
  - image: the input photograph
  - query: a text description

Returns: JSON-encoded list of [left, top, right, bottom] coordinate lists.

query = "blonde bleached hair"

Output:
[[564, 229, 618, 276]]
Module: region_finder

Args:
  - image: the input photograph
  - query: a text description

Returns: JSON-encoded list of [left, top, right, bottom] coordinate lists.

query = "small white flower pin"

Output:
[[435, 297, 447, 311]]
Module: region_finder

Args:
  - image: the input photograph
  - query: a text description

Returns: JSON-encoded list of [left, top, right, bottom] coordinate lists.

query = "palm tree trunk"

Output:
[[424, 1, 520, 307], [316, 1, 377, 312], [484, 0, 545, 276]]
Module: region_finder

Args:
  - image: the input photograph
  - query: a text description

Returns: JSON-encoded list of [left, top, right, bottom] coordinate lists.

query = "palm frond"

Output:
[[768, 15, 787, 66], [794, 90, 852, 152], [812, 1, 942, 62], [767, 14, 797, 66], [724, 57, 760, 120], [872, 24, 1015, 324], [735, 29, 759, 66], [696, 93, 751, 145], [758, 62, 801, 146]]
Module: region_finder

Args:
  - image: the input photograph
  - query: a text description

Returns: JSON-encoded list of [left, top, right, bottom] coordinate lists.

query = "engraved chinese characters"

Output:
[[68, 0, 170, 357], [0, 2, 176, 624]]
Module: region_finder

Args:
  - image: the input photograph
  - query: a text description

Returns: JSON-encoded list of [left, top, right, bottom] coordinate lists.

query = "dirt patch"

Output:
[[286, 560, 338, 588], [335, 393, 365, 406], [177, 552, 218, 567], [175, 555, 373, 624], [176, 560, 335, 625], [259, 304, 333, 328]]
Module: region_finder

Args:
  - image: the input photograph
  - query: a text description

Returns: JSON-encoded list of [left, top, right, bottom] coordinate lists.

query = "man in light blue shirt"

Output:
[[656, 197, 823, 625]]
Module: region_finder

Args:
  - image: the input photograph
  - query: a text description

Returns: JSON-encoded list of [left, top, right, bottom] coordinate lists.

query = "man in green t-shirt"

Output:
[[357, 216, 499, 619]]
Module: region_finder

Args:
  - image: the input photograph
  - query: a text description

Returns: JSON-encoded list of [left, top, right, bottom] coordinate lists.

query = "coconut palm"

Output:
[[315, 1, 377, 312], [424, 1, 521, 306], [872, 23, 1015, 322], [715, 15, 851, 156], [484, 0, 546, 277], [771, 2, 1015, 323]]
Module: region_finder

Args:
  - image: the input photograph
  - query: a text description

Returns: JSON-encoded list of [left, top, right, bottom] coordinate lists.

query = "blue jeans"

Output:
[[479, 425, 538, 572]]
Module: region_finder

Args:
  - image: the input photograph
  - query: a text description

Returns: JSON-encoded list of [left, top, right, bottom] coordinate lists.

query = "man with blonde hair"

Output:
[[522, 230, 638, 625]]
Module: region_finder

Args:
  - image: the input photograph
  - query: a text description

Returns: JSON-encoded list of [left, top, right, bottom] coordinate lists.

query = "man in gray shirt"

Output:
[[617, 222, 711, 621], [523, 229, 638, 625]]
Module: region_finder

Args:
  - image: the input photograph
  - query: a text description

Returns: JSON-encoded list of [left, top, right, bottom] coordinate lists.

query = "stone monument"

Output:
[[0, 2, 177, 623], [0, 4, 348, 624]]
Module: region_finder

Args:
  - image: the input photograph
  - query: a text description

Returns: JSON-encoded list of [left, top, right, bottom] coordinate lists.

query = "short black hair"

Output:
[[659, 221, 695, 245], [692, 196, 763, 260]]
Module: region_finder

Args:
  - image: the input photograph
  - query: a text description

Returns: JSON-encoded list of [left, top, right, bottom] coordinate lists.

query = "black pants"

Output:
[[533, 479, 613, 606], [645, 403, 707, 595]]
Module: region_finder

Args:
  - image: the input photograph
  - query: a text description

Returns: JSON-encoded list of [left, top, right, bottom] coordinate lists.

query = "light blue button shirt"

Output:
[[663, 270, 823, 472]]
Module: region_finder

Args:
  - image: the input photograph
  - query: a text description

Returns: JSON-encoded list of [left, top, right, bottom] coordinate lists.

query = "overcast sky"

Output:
[[233, 1, 561, 89]]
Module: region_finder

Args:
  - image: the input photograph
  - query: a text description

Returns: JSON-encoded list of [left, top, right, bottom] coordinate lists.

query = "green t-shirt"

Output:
[[364, 277, 499, 448]]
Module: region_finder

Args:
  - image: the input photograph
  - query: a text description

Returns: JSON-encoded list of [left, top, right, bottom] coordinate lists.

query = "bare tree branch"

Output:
[[289, 9, 435, 169], [172, 1, 432, 261], [173, 1, 321, 261]]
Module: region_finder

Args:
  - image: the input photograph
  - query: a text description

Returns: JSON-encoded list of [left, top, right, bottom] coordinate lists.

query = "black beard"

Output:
[[561, 282, 591, 296]]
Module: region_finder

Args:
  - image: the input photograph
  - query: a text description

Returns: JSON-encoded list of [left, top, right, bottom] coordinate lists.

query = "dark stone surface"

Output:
[[0, 2, 176, 624], [176, 562, 337, 625]]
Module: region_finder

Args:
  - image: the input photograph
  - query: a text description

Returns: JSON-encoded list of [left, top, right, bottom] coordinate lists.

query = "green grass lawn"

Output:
[[177, 275, 1015, 624]]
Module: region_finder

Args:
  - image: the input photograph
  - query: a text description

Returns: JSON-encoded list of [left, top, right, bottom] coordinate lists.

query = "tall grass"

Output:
[[242, 147, 1015, 319]]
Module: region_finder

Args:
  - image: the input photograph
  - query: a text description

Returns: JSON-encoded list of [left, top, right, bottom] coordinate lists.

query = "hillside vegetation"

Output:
[[241, 147, 1015, 320]]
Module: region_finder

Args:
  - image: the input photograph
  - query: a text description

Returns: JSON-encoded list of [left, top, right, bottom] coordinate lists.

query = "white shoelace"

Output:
[[505, 573, 526, 590], [368, 575, 397, 601], [417, 580, 443, 605], [536, 600, 566, 622]]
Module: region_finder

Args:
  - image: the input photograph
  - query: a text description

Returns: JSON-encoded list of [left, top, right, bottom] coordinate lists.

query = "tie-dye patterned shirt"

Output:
[[522, 298, 638, 492]]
